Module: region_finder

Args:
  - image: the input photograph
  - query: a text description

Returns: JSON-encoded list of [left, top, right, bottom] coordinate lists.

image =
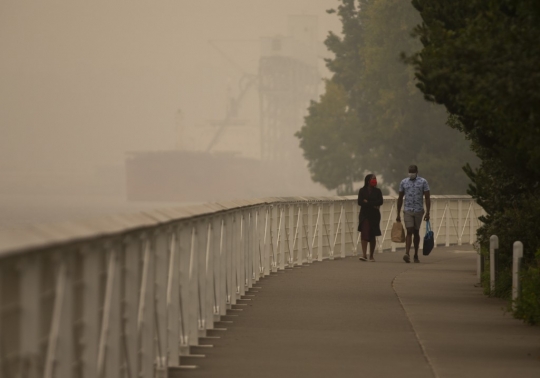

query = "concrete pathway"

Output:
[[171, 246, 540, 378]]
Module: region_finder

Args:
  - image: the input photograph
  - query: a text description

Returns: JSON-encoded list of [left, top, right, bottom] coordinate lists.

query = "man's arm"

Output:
[[424, 190, 431, 221], [396, 192, 404, 221]]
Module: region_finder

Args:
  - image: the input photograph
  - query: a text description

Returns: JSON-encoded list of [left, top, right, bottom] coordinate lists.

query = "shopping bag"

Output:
[[391, 221, 406, 243], [422, 220, 434, 256]]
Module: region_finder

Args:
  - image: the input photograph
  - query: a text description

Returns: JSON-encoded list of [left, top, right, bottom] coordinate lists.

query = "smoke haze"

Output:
[[0, 1, 341, 226]]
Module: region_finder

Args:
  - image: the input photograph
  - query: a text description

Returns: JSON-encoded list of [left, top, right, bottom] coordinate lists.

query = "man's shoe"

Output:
[[403, 254, 410, 263]]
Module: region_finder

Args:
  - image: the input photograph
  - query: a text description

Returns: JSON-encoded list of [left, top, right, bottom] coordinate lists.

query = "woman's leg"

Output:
[[361, 239, 368, 259], [369, 238, 376, 260]]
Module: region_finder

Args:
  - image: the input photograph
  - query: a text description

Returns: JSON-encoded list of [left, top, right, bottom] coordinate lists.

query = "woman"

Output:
[[357, 173, 383, 261]]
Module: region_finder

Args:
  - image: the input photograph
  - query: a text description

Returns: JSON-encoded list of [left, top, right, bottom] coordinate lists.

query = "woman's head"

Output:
[[363, 173, 377, 188]]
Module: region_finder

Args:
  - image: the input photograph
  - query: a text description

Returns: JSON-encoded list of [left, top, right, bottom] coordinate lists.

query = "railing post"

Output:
[[279, 207, 286, 270], [340, 204, 346, 258], [204, 221, 216, 331], [469, 202, 475, 245], [95, 247, 116, 378], [196, 221, 208, 338], [307, 203, 313, 263], [297, 205, 304, 265], [490, 235, 499, 294], [445, 201, 450, 247], [186, 226, 199, 346], [44, 256, 70, 378], [178, 226, 192, 355], [217, 218, 227, 316], [19, 255, 41, 378], [80, 246, 101, 378], [237, 214, 245, 297], [458, 200, 463, 245], [154, 230, 169, 374], [352, 201, 358, 255], [211, 217, 222, 321], [512, 241, 524, 310], [263, 207, 271, 275], [329, 203, 335, 260], [288, 205, 294, 266], [138, 236, 156, 376], [433, 198, 438, 246], [317, 205, 323, 261], [123, 236, 141, 375]]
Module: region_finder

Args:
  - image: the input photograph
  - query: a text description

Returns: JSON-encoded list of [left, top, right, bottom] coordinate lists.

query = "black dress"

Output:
[[357, 186, 383, 240]]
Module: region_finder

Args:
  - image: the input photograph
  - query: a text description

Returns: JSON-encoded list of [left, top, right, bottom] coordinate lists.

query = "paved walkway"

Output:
[[171, 246, 540, 378]]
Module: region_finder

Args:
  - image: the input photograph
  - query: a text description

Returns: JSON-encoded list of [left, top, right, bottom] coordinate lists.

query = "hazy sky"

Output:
[[0, 0, 341, 174]]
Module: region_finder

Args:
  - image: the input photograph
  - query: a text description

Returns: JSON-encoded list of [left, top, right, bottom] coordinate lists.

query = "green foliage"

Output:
[[514, 264, 540, 325], [296, 0, 477, 195], [410, 0, 540, 323]]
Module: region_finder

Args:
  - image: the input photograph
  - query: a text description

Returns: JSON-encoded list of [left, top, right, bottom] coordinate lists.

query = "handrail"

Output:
[[0, 195, 482, 378]]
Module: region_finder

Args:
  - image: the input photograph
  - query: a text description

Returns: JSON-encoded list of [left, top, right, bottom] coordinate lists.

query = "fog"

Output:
[[0, 0, 341, 227]]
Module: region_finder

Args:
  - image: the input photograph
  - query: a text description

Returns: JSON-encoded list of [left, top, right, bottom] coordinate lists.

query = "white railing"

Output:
[[0, 195, 482, 378]]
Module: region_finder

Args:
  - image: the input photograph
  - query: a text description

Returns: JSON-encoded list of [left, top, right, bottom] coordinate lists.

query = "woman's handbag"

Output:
[[422, 220, 434, 255], [391, 221, 406, 243]]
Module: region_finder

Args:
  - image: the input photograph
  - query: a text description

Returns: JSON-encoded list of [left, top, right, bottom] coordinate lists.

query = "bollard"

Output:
[[476, 251, 482, 281], [489, 235, 498, 294], [512, 241, 523, 311]]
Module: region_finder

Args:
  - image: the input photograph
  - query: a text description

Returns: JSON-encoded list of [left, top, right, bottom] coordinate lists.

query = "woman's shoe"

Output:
[[359, 256, 368, 261]]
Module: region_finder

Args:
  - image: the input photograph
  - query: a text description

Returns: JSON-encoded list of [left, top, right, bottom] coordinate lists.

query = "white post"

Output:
[[445, 201, 450, 247], [352, 201, 358, 255], [317, 205, 323, 262], [329, 203, 335, 260], [340, 205, 346, 258], [512, 241, 523, 310], [433, 199, 439, 246], [469, 202, 475, 245], [490, 235, 498, 294], [458, 200, 463, 246], [308, 204, 313, 263]]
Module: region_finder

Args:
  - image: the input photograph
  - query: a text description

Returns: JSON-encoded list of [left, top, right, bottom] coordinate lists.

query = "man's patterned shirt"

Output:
[[399, 176, 430, 213]]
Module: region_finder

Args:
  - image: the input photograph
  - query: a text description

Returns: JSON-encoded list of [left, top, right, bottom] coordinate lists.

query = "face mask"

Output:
[[409, 173, 417, 179], [370, 179, 377, 187]]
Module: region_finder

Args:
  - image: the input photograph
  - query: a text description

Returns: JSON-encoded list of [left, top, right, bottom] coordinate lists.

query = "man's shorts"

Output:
[[403, 211, 425, 230]]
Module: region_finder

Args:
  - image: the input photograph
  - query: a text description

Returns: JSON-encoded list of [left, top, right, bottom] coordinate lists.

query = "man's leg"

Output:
[[413, 230, 420, 258], [405, 227, 415, 256]]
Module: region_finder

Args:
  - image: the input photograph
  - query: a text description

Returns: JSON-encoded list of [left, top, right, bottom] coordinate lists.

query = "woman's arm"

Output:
[[358, 189, 372, 208], [372, 189, 383, 207]]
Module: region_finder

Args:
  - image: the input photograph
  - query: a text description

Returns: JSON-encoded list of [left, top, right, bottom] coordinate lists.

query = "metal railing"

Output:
[[0, 195, 482, 378]]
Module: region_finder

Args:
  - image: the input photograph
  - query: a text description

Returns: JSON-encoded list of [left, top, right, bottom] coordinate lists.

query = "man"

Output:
[[396, 165, 430, 263]]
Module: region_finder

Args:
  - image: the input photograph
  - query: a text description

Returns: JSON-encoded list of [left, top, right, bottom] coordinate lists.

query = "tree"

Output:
[[296, 0, 477, 195], [410, 0, 540, 323]]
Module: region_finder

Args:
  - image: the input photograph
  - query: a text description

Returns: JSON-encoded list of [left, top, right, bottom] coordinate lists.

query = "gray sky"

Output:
[[0, 0, 341, 174]]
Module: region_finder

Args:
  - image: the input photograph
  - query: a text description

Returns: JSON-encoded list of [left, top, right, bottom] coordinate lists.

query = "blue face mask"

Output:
[[408, 173, 417, 179]]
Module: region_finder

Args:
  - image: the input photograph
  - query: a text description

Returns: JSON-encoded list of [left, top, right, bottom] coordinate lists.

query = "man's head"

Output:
[[408, 165, 418, 179]]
